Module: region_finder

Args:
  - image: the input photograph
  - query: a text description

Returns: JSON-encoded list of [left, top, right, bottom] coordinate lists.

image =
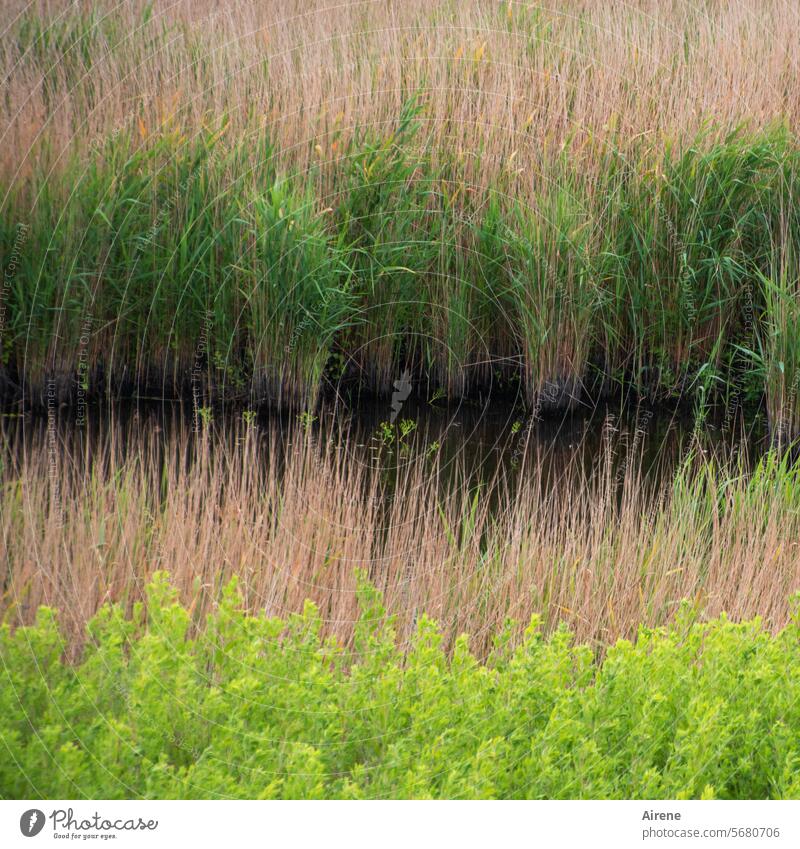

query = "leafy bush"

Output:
[[2, 573, 800, 799]]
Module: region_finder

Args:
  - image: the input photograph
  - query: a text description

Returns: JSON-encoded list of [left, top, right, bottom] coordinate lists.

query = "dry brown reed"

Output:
[[4, 0, 800, 427], [2, 0, 798, 191]]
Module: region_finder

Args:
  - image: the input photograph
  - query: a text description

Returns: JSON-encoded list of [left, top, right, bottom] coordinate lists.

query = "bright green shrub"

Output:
[[2, 574, 800, 799]]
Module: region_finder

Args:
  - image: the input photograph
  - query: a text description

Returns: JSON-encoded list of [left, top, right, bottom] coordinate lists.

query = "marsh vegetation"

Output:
[[2, 0, 800, 442], [0, 409, 791, 655], [2, 0, 800, 800]]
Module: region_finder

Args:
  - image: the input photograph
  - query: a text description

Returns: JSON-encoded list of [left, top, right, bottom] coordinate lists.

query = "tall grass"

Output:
[[2, 416, 799, 656], [3, 1, 798, 187], [3, 122, 800, 420], [2, 1, 800, 432]]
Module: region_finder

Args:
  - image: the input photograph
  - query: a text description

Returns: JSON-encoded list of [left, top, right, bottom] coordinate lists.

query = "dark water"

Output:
[[0, 393, 768, 498]]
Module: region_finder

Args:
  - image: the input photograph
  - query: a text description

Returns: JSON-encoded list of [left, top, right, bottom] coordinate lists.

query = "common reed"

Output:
[[3, 0, 798, 183], [2, 0, 800, 435], [2, 414, 798, 657]]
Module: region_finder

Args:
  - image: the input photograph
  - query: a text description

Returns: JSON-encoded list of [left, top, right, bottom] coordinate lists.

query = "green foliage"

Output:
[[2, 575, 800, 799], [243, 178, 355, 407]]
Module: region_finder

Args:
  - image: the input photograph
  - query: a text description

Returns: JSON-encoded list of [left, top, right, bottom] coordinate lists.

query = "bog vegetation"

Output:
[[2, 1, 800, 441], [3, 572, 800, 799], [3, 0, 800, 802]]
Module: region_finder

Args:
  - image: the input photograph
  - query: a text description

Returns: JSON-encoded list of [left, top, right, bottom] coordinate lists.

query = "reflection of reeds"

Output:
[[3, 418, 799, 656]]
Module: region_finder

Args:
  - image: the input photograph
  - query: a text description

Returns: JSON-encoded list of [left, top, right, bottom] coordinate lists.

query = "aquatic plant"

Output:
[[3, 572, 800, 798], [2, 417, 799, 653], [3, 1, 800, 437]]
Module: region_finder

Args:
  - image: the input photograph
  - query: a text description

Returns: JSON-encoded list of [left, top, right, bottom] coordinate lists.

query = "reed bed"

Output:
[[2, 416, 799, 657], [2, 0, 800, 436], [2, 0, 798, 181]]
